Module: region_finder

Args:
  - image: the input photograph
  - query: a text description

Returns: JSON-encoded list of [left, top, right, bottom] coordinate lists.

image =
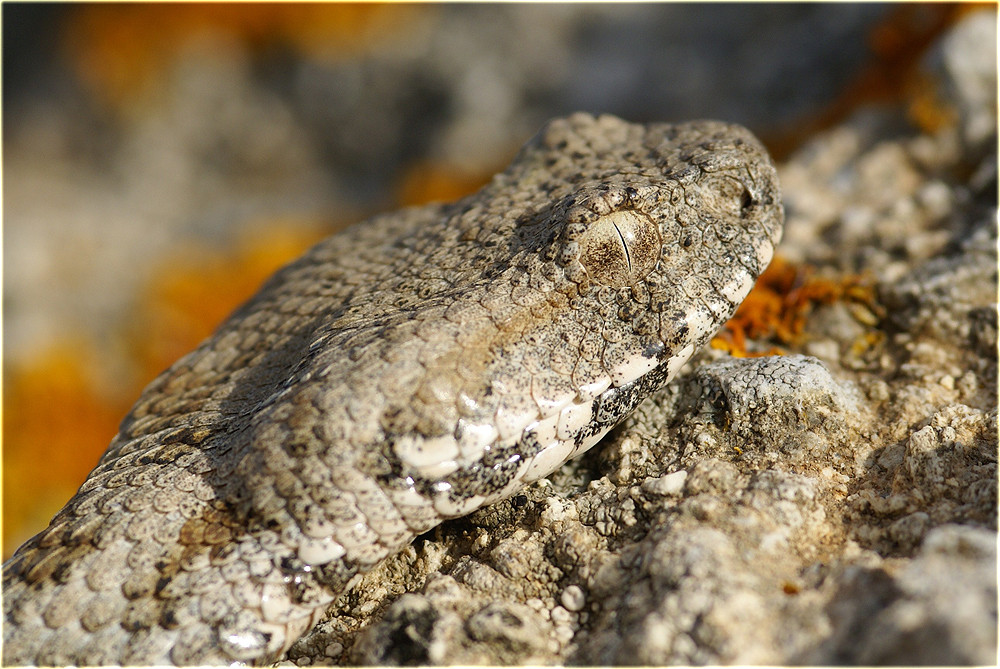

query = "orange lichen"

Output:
[[396, 161, 498, 208], [3, 341, 125, 556], [126, 221, 328, 380], [61, 3, 429, 109], [3, 220, 327, 559], [711, 256, 885, 357]]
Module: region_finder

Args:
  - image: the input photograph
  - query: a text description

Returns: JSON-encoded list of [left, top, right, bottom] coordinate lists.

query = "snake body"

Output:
[[2, 113, 783, 665]]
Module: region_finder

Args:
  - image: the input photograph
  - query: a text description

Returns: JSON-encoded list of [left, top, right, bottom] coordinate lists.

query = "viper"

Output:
[[2, 113, 783, 665]]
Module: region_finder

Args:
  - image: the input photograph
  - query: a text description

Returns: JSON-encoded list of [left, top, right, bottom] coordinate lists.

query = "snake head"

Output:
[[382, 114, 784, 502]]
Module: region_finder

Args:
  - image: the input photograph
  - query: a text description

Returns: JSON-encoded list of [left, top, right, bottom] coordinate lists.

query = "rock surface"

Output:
[[283, 12, 997, 666]]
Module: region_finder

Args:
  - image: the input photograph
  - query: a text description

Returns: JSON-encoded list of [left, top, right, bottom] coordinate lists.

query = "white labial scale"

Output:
[[530, 381, 577, 418], [494, 403, 539, 443], [521, 411, 572, 482], [394, 434, 460, 479], [521, 438, 575, 483], [424, 462, 461, 480], [456, 419, 500, 460], [756, 237, 775, 269], [521, 424, 616, 485], [221, 610, 309, 663], [526, 343, 698, 480], [576, 375, 612, 402], [260, 583, 295, 624], [720, 268, 755, 305], [556, 401, 595, 441], [301, 515, 337, 540], [685, 307, 717, 344], [608, 351, 659, 388], [525, 413, 558, 447], [431, 490, 486, 518], [663, 343, 696, 380], [297, 536, 346, 566]]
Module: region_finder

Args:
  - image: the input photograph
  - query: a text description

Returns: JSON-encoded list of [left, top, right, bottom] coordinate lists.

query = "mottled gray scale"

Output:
[[2, 113, 782, 665]]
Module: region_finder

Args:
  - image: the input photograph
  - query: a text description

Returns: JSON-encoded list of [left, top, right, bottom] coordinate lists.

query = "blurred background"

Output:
[[2, 3, 980, 556]]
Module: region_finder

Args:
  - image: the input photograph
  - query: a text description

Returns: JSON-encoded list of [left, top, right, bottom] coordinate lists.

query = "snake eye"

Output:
[[576, 209, 661, 287]]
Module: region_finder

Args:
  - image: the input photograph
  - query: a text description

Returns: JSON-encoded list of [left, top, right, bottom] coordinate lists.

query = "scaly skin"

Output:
[[2, 113, 783, 665]]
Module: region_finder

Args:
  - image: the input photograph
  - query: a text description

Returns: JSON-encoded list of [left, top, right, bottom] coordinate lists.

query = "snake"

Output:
[[2, 113, 783, 665]]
